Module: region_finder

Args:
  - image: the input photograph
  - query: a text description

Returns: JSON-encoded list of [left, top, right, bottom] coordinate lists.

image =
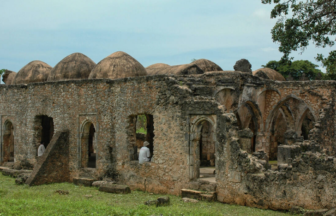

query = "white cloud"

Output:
[[253, 8, 270, 19]]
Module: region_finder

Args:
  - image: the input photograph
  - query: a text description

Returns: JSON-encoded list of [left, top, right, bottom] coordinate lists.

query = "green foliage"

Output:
[[0, 69, 5, 76], [0, 174, 290, 216], [316, 50, 336, 79], [262, 59, 324, 80], [136, 115, 147, 135], [262, 0, 336, 78], [191, 58, 197, 63]]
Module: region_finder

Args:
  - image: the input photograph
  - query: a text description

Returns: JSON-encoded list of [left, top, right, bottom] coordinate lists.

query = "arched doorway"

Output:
[[236, 101, 262, 153], [2, 121, 14, 163], [33, 115, 54, 150], [298, 109, 315, 140], [190, 118, 216, 181], [81, 122, 96, 168]]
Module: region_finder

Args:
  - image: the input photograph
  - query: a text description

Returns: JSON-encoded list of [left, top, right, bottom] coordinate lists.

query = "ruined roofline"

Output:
[[1, 72, 336, 90]]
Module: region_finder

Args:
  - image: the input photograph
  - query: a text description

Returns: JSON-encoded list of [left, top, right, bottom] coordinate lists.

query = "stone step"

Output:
[[181, 189, 216, 201], [0, 166, 10, 171], [73, 177, 95, 187]]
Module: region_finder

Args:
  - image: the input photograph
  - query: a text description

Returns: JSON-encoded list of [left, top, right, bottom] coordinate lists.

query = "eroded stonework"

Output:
[[1, 57, 336, 211]]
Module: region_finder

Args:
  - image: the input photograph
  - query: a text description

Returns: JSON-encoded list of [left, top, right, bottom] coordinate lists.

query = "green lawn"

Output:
[[0, 173, 291, 216]]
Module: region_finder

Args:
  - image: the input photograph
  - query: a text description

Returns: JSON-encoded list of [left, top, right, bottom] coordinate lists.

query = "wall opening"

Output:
[[191, 119, 216, 182], [269, 111, 287, 160], [34, 115, 54, 151], [81, 122, 96, 168], [128, 114, 154, 161], [2, 121, 14, 163], [299, 110, 315, 140]]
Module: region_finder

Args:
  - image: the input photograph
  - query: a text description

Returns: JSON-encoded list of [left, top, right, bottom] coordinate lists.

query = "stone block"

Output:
[[73, 178, 95, 187], [181, 189, 201, 200], [99, 184, 131, 194]]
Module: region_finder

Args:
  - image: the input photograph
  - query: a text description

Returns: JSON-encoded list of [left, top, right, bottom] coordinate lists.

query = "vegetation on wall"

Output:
[[262, 60, 324, 80], [262, 0, 336, 79]]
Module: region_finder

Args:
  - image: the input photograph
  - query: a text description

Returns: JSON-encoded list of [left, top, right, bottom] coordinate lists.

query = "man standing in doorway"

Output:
[[139, 141, 151, 164], [38, 143, 46, 157]]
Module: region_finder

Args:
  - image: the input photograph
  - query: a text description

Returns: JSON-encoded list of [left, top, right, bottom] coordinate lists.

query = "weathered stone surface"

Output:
[[99, 184, 131, 194], [25, 131, 70, 186], [73, 178, 95, 187], [324, 208, 336, 216], [1, 169, 32, 178], [92, 181, 107, 187], [1, 57, 336, 212], [234, 59, 252, 73]]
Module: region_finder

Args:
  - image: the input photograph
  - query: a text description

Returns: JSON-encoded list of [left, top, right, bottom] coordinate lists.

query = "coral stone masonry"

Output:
[[1, 51, 336, 211]]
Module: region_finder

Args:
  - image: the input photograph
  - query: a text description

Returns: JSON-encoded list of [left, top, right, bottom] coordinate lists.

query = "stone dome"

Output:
[[146, 63, 170, 75], [193, 59, 223, 72], [147, 63, 204, 75], [48, 53, 96, 81], [14, 61, 52, 85], [89, 51, 147, 80], [2, 70, 16, 85], [253, 68, 286, 81]]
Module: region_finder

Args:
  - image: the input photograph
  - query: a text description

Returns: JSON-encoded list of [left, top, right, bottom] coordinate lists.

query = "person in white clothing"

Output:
[[139, 141, 151, 164], [38, 143, 46, 157]]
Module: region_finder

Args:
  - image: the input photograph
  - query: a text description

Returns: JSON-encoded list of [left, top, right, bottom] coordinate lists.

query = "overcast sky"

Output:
[[0, 0, 334, 79]]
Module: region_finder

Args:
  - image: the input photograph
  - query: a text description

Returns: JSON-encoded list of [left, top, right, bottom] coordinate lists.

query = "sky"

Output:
[[0, 0, 334, 82]]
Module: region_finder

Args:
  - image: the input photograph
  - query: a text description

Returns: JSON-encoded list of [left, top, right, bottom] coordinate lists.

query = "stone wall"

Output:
[[1, 72, 336, 210]]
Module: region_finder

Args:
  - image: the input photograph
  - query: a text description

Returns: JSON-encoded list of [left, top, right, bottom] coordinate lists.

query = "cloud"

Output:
[[253, 8, 270, 19]]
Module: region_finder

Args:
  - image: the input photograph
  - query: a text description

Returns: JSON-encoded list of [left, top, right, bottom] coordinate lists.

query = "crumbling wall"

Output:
[[216, 113, 336, 210]]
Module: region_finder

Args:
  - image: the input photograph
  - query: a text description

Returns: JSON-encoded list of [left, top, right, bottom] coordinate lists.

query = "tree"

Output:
[[262, 0, 336, 78], [0, 69, 5, 76], [262, 60, 324, 80]]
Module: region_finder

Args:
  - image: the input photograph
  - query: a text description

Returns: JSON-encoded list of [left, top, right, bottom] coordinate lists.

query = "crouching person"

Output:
[[139, 141, 151, 164]]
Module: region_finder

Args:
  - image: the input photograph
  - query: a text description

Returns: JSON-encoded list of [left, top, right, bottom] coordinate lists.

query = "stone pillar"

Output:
[[238, 128, 253, 153], [284, 130, 297, 145]]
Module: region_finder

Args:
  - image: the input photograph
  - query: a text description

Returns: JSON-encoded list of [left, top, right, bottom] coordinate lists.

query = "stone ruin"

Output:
[[1, 51, 336, 211]]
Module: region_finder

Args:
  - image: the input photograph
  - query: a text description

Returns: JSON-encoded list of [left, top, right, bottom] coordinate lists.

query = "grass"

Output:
[[0, 173, 291, 216], [269, 160, 278, 165]]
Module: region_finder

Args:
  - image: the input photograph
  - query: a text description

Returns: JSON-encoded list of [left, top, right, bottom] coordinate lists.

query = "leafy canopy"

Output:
[[262, 60, 324, 80], [262, 0, 336, 78], [0, 69, 5, 76]]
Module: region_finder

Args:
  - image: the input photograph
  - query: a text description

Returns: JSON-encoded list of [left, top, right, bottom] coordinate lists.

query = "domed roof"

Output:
[[147, 63, 204, 75], [146, 63, 170, 75], [193, 59, 223, 72], [14, 61, 52, 85], [253, 68, 286, 81], [48, 53, 96, 81], [2, 70, 16, 85], [89, 51, 147, 80]]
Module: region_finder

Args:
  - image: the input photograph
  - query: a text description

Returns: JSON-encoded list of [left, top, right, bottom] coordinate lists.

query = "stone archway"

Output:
[[80, 121, 96, 168], [2, 121, 14, 163], [189, 116, 216, 181]]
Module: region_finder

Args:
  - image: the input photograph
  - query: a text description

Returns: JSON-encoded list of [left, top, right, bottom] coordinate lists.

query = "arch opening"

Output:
[[127, 114, 155, 162], [190, 119, 216, 182], [81, 122, 96, 168], [2, 121, 14, 163]]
